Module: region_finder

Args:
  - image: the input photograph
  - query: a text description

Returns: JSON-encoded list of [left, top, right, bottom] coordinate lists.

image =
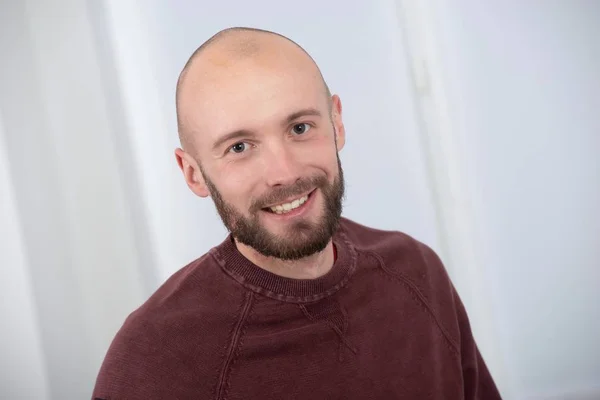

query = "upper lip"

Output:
[[263, 189, 314, 208]]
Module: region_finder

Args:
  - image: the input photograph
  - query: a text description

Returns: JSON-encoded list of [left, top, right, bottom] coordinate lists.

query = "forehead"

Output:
[[178, 46, 328, 149]]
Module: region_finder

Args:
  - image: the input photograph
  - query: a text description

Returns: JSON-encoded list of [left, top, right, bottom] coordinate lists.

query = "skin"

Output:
[[174, 29, 346, 279]]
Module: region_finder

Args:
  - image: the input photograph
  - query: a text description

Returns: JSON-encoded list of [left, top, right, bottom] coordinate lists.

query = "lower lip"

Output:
[[262, 190, 317, 220]]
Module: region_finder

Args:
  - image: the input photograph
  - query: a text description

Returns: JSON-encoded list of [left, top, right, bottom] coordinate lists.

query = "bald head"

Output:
[[175, 27, 331, 151]]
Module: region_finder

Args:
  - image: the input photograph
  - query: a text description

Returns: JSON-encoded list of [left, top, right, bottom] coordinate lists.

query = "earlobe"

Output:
[[190, 168, 211, 198], [174, 148, 210, 198]]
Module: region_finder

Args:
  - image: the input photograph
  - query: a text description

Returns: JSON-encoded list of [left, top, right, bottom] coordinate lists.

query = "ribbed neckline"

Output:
[[210, 227, 357, 303]]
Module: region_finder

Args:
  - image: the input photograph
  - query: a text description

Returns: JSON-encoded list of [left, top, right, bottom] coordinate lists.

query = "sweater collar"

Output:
[[210, 226, 357, 303]]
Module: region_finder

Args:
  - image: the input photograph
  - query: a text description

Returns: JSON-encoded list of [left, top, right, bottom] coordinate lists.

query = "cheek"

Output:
[[297, 136, 338, 166], [218, 172, 260, 208], [316, 143, 341, 176]]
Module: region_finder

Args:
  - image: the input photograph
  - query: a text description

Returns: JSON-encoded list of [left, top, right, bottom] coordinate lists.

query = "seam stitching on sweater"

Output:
[[299, 304, 358, 356], [365, 249, 460, 356], [224, 296, 255, 399], [215, 291, 254, 400]]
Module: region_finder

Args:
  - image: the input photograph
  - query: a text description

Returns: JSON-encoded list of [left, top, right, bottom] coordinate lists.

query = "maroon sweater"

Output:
[[93, 218, 501, 399]]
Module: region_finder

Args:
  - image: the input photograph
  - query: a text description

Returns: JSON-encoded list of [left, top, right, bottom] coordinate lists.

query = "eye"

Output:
[[291, 123, 311, 135], [228, 142, 249, 154]]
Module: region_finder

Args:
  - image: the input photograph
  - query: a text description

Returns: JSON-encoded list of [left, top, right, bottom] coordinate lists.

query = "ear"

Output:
[[331, 94, 346, 151], [174, 148, 210, 198]]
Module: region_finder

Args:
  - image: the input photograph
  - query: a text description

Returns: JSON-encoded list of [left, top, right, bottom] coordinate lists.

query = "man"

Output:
[[93, 27, 501, 399]]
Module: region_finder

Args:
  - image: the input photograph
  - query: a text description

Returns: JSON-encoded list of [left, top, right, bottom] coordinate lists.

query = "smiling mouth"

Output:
[[262, 190, 314, 215]]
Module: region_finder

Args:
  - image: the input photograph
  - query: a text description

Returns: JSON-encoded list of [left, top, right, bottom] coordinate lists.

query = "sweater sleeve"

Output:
[[414, 240, 502, 399], [91, 317, 161, 400], [452, 280, 503, 399]]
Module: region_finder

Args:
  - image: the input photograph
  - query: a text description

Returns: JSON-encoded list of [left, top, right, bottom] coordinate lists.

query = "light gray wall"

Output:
[[0, 113, 50, 400], [0, 1, 147, 398], [431, 1, 600, 398]]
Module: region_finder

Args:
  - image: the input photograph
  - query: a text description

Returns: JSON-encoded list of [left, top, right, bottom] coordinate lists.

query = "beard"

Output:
[[203, 155, 345, 261]]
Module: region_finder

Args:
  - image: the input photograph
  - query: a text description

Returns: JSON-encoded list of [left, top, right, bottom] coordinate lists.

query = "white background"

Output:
[[430, 2, 600, 399], [0, 1, 598, 399]]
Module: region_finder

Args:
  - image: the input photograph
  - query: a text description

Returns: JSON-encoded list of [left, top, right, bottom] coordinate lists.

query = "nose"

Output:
[[262, 142, 303, 187]]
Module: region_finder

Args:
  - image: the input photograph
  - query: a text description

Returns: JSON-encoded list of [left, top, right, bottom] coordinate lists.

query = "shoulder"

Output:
[[339, 217, 443, 280], [339, 217, 459, 341], [339, 217, 421, 255], [114, 247, 245, 338], [340, 216, 453, 295], [93, 250, 246, 397]]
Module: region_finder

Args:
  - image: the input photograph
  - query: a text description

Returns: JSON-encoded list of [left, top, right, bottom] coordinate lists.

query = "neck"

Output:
[[234, 239, 335, 280]]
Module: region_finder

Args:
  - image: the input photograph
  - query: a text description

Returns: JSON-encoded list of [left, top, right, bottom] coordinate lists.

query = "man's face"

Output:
[[177, 46, 346, 260]]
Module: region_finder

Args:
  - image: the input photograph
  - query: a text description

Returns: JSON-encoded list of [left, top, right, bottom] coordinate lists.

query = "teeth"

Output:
[[269, 195, 308, 214]]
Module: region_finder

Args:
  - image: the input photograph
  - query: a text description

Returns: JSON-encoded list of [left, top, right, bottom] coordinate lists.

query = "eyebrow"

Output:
[[211, 108, 323, 152], [283, 108, 322, 125]]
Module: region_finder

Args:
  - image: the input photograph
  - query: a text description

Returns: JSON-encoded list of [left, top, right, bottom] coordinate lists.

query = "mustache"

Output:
[[251, 175, 328, 211]]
